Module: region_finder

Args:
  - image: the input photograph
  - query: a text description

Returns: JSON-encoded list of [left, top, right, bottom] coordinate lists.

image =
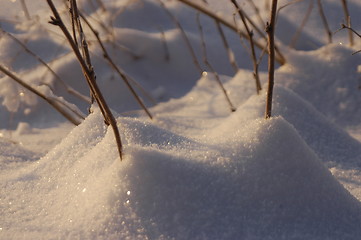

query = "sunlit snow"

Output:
[[1, 0, 361, 239]]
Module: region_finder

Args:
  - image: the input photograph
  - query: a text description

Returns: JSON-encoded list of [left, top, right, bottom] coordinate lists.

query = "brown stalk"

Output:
[[1, 28, 91, 104], [158, 26, 171, 61], [336, 24, 360, 55], [339, 24, 361, 38], [78, 11, 153, 119], [231, 0, 262, 94], [265, 0, 278, 119], [177, 0, 286, 65], [46, 0, 123, 160], [289, 0, 314, 48], [157, 0, 203, 75], [0, 64, 85, 125], [197, 13, 236, 112], [232, 12, 267, 72], [341, 0, 354, 46], [20, 0, 31, 20], [215, 20, 238, 73], [70, 0, 93, 73], [277, 0, 304, 16], [191, 0, 238, 73], [246, 0, 265, 29], [95, 0, 107, 12], [317, 0, 332, 44], [79, 11, 140, 60]]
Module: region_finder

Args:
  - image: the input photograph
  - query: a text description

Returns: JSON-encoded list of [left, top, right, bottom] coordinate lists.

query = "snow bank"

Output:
[[2, 108, 361, 239], [277, 44, 361, 127], [2, 0, 361, 239]]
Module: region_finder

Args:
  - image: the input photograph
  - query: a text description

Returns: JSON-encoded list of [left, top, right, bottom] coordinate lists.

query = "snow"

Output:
[[1, 0, 361, 239]]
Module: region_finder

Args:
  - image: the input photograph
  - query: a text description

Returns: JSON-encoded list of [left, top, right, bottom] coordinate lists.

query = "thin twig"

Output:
[[20, 0, 31, 20], [215, 20, 238, 73], [0, 64, 85, 125], [335, 24, 361, 54], [177, 0, 286, 65], [341, 0, 353, 46], [289, 0, 314, 48], [265, 0, 278, 119], [246, 0, 265, 28], [232, 1, 267, 40], [231, 0, 261, 94], [95, 0, 107, 12], [158, 25, 170, 61], [317, 0, 332, 44], [197, 13, 236, 112], [335, 24, 361, 38], [1, 28, 91, 104], [47, 0, 123, 160], [277, 0, 305, 16], [79, 11, 153, 119], [194, 0, 238, 73], [157, 0, 203, 74]]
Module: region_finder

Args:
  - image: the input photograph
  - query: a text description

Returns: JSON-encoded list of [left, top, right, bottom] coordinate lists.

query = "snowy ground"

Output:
[[1, 0, 361, 239]]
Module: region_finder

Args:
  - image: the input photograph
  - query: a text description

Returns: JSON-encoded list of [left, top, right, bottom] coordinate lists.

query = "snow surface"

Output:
[[1, 0, 361, 239]]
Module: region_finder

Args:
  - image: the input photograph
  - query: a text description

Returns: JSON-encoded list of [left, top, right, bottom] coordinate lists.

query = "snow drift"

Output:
[[3, 108, 361, 239], [1, 0, 361, 239]]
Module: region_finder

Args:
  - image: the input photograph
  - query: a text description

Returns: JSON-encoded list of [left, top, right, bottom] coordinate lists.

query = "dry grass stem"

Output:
[[158, 0, 203, 74], [246, 0, 265, 28], [215, 21, 238, 73], [231, 0, 262, 94], [197, 13, 236, 112], [289, 0, 313, 48], [79, 11, 153, 119], [0, 64, 85, 125], [95, 0, 107, 12], [277, 0, 304, 15], [341, 0, 354, 46], [47, 0, 123, 160], [265, 0, 278, 119], [198, 0, 238, 72], [158, 26, 171, 61], [1, 28, 91, 104], [177, 0, 285, 65], [336, 24, 360, 55], [20, 0, 31, 20], [317, 0, 332, 44]]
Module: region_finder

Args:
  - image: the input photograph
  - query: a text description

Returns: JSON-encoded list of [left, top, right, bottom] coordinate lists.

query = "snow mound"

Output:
[[277, 44, 361, 127], [2, 110, 361, 239]]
